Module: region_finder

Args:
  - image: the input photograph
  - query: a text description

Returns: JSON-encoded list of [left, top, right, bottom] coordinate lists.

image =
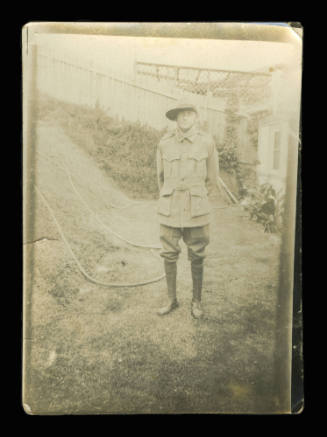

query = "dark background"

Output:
[[12, 11, 308, 421]]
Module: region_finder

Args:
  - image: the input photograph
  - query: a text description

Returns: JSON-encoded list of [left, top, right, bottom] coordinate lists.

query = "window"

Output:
[[272, 130, 281, 170]]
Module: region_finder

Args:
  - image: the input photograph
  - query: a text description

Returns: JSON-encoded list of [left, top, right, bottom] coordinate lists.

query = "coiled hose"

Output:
[[34, 185, 165, 288]]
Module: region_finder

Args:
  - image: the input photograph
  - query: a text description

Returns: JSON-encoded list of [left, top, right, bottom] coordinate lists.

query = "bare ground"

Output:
[[23, 115, 282, 414]]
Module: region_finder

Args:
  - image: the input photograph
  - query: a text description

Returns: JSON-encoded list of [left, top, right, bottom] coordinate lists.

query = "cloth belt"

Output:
[[166, 178, 204, 192], [175, 183, 190, 191]]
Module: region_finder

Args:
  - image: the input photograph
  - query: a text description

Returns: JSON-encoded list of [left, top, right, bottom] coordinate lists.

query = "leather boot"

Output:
[[191, 260, 204, 319], [157, 260, 179, 316]]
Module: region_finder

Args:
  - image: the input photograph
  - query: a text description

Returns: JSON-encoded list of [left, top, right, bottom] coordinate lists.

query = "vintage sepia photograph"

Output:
[[22, 22, 303, 414]]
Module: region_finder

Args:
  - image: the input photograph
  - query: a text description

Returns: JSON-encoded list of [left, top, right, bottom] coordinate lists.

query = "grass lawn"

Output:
[[23, 96, 284, 414]]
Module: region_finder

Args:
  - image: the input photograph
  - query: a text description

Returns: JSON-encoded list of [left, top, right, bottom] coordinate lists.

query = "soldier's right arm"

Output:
[[156, 144, 164, 192]]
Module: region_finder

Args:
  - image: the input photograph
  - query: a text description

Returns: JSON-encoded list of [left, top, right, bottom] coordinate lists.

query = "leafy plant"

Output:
[[216, 143, 239, 173], [241, 183, 285, 233]]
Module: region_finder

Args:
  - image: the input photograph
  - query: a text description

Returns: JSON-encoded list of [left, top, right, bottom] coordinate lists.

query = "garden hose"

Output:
[[36, 150, 149, 211], [61, 164, 162, 250], [34, 185, 165, 288]]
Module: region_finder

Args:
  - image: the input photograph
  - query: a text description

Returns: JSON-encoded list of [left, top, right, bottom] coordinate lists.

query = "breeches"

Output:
[[159, 224, 210, 263]]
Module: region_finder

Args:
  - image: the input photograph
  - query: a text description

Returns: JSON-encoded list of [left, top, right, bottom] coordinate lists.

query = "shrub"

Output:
[[241, 183, 285, 233], [216, 143, 239, 173], [95, 120, 163, 199]]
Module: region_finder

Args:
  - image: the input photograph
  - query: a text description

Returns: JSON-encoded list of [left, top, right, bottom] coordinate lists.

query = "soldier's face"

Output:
[[176, 110, 197, 132]]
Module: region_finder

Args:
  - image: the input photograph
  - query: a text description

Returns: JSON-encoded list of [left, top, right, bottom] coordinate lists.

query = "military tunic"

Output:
[[156, 126, 219, 228]]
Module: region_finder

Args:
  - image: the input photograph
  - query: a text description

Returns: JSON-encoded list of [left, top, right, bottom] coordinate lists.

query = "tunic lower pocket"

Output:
[[190, 186, 210, 217], [158, 186, 175, 216]]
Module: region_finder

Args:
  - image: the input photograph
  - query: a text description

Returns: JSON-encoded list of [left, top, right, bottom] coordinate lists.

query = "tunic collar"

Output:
[[175, 126, 198, 143]]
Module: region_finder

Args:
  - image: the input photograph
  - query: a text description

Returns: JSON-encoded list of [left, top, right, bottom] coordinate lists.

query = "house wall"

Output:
[[256, 117, 290, 193]]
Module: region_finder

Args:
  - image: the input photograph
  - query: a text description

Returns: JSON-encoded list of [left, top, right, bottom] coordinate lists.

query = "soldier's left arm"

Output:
[[206, 136, 220, 199]]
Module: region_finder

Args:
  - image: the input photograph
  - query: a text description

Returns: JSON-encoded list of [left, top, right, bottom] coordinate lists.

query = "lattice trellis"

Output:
[[135, 61, 272, 104]]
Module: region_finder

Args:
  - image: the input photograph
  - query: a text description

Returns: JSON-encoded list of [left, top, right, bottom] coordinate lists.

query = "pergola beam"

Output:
[[136, 61, 271, 78]]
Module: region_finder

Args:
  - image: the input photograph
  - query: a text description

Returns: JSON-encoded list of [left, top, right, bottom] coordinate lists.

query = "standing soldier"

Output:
[[156, 99, 220, 319]]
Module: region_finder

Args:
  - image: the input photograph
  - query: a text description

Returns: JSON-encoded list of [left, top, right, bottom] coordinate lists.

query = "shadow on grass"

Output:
[[25, 309, 279, 415]]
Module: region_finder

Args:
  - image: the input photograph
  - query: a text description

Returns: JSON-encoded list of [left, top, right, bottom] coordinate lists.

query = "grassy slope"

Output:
[[24, 95, 283, 414], [36, 95, 162, 200]]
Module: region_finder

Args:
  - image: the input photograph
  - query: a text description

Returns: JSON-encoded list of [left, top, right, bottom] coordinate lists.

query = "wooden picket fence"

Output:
[[35, 49, 236, 143]]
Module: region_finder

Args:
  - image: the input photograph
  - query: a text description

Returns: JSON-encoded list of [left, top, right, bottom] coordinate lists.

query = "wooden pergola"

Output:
[[135, 61, 272, 96]]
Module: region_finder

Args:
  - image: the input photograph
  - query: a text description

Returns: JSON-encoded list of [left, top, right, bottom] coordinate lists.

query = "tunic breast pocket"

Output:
[[163, 152, 181, 178], [187, 151, 208, 178]]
